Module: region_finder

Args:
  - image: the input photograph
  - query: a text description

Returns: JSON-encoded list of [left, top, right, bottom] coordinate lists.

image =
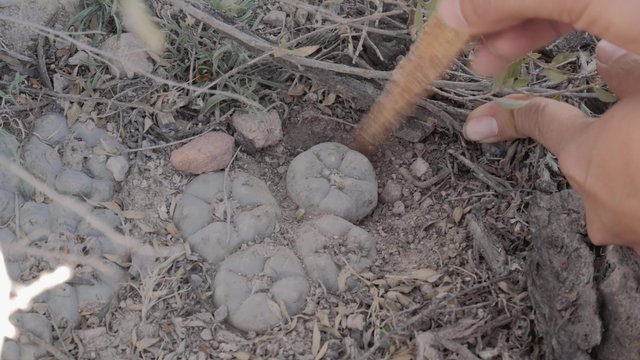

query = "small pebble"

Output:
[[170, 132, 235, 174], [381, 180, 402, 203], [391, 201, 405, 215], [420, 197, 434, 211], [263, 10, 286, 27], [410, 157, 432, 179], [200, 328, 213, 341], [294, 8, 308, 25], [346, 314, 365, 331], [420, 283, 436, 299], [393, 119, 430, 143], [106, 155, 129, 181]]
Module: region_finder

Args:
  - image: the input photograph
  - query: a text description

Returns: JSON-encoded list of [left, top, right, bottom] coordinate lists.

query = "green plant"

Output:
[[206, 0, 255, 22], [493, 51, 618, 103], [0, 73, 27, 107], [66, 0, 123, 44], [161, 12, 262, 116]]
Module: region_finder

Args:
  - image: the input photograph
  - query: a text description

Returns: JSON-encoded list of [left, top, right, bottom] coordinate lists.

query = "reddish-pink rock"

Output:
[[170, 132, 235, 174]]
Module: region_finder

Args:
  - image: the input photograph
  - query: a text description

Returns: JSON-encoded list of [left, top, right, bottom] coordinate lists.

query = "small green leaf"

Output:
[[493, 97, 531, 110], [199, 94, 226, 115], [512, 78, 530, 88], [492, 57, 524, 90], [542, 68, 568, 82], [550, 52, 576, 67], [594, 86, 618, 103], [528, 52, 542, 60], [413, 0, 425, 32]]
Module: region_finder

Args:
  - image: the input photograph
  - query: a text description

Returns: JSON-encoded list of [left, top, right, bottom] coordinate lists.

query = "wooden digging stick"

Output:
[[351, 13, 470, 155]]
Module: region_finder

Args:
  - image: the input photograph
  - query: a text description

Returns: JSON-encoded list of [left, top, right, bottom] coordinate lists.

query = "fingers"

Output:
[[463, 95, 591, 157], [438, 0, 640, 56], [470, 20, 572, 77], [597, 40, 640, 97]]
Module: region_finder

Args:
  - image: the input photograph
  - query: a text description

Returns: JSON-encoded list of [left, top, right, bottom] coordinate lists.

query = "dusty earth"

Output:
[[0, 0, 637, 359]]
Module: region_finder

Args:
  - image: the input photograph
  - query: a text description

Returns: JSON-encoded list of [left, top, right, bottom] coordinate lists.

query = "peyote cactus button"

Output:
[[213, 245, 309, 332], [172, 171, 281, 265], [0, 113, 131, 357], [286, 142, 378, 222], [296, 214, 376, 293]]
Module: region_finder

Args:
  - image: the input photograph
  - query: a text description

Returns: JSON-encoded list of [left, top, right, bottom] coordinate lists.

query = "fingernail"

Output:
[[438, 0, 468, 29], [463, 116, 498, 141], [596, 40, 627, 65]]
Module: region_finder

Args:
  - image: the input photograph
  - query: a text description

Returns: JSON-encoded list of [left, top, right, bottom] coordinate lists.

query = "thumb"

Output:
[[597, 40, 640, 98], [463, 95, 592, 157]]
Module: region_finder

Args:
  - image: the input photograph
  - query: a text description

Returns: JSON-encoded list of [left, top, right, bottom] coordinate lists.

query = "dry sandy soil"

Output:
[[0, 0, 633, 359]]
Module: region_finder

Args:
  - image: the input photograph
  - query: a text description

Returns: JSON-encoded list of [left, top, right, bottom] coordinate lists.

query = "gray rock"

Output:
[[391, 200, 405, 215], [214, 245, 309, 332], [52, 73, 69, 93], [294, 8, 308, 26], [106, 155, 129, 181], [393, 119, 434, 143], [67, 50, 90, 65], [296, 215, 376, 293], [410, 157, 432, 179], [381, 180, 402, 204], [527, 190, 601, 359], [263, 10, 286, 27], [596, 247, 640, 359], [286, 142, 378, 222], [85, 153, 114, 180]]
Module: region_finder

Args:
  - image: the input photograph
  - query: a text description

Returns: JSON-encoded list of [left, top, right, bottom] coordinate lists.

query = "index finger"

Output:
[[438, 0, 640, 56]]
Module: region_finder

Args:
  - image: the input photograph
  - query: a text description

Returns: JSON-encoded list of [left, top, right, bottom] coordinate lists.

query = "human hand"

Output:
[[438, 0, 640, 76], [436, 0, 640, 252]]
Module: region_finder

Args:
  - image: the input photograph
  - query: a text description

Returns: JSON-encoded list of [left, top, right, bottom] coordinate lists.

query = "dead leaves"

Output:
[[273, 45, 320, 58], [284, 79, 339, 109]]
